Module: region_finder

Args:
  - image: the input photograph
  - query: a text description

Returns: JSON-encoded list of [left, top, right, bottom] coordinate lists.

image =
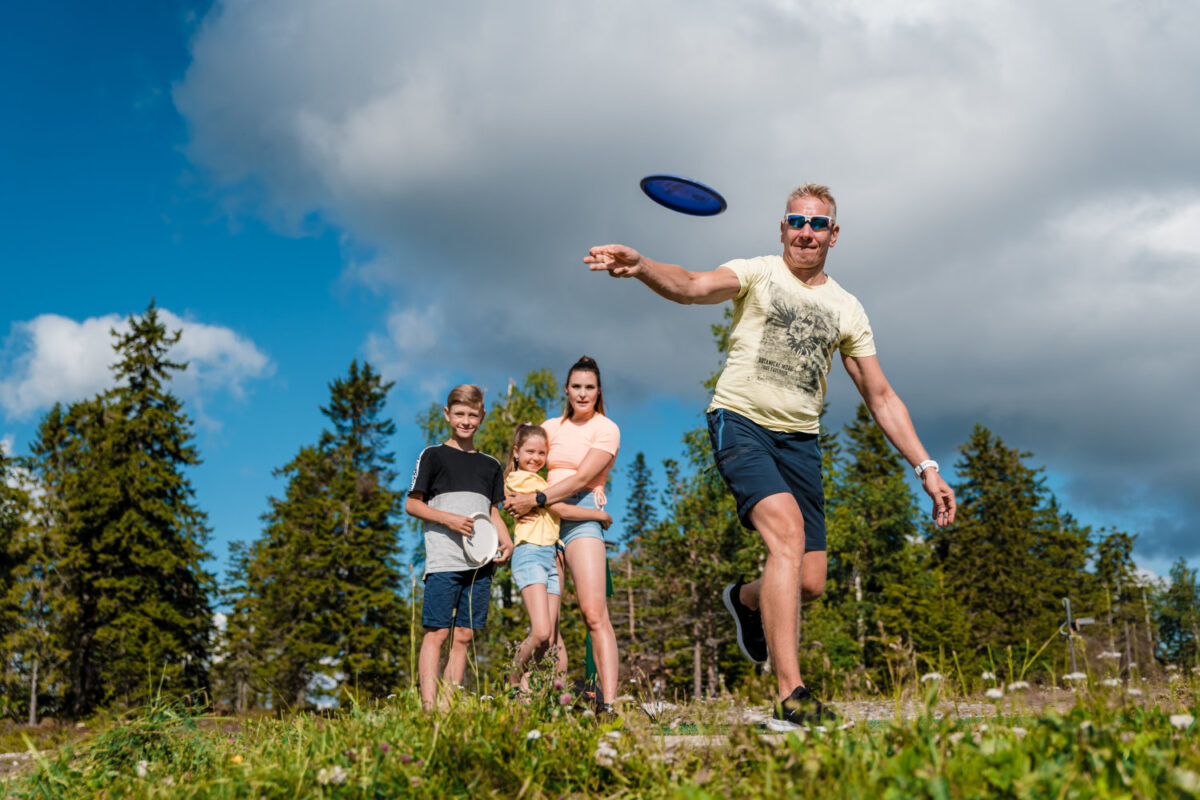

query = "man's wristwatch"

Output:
[[914, 460, 939, 478], [535, 491, 547, 507]]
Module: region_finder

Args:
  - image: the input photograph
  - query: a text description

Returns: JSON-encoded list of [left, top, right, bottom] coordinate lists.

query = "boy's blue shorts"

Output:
[[706, 407, 826, 551], [422, 564, 494, 630]]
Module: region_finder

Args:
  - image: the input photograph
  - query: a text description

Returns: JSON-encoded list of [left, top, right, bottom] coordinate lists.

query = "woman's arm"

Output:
[[505, 447, 615, 516], [551, 503, 613, 528]]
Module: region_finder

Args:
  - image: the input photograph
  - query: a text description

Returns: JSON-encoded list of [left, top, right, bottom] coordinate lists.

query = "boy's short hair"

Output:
[[446, 384, 485, 411]]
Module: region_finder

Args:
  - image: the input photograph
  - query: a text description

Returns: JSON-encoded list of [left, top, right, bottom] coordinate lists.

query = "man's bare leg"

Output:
[[737, 493, 828, 700]]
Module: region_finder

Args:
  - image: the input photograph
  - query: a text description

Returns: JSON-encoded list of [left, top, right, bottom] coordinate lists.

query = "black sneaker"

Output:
[[767, 685, 837, 732], [723, 580, 767, 664]]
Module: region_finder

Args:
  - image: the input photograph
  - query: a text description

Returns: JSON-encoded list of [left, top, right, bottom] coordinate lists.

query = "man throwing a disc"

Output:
[[586, 183, 956, 730]]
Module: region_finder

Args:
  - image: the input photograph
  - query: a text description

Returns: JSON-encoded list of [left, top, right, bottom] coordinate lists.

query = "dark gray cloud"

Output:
[[174, 0, 1200, 565]]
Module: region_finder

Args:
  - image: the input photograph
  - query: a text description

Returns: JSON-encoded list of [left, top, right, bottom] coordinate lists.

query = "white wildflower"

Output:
[[1079, 720, 1092, 730], [1099, 651, 1122, 660], [1127, 688, 1144, 697], [1011, 727, 1027, 739], [1063, 672, 1087, 682], [948, 731, 965, 745], [1192, 665, 1200, 674], [981, 671, 996, 681], [1170, 714, 1195, 730], [985, 688, 1005, 700], [317, 765, 348, 786], [1006, 681, 1030, 692], [526, 729, 542, 741], [840, 720, 856, 730], [1100, 678, 1122, 687], [135, 760, 149, 778], [1169, 674, 1181, 683], [1166, 664, 1179, 672], [920, 672, 943, 683], [595, 740, 619, 767], [604, 731, 622, 740]]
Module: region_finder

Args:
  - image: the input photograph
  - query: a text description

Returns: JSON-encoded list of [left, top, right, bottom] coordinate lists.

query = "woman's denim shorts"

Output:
[[511, 542, 561, 595], [559, 490, 605, 546]]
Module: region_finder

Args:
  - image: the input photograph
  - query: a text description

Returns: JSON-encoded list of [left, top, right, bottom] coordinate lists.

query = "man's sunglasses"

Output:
[[784, 214, 834, 231]]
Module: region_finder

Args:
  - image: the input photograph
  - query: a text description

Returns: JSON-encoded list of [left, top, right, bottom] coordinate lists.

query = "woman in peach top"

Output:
[[505, 355, 620, 715]]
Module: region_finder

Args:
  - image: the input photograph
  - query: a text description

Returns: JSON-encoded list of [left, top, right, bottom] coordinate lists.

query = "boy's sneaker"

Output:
[[766, 685, 837, 732], [723, 580, 767, 664]]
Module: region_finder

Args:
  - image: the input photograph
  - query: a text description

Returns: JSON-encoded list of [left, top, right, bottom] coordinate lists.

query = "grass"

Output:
[[3, 683, 1198, 799]]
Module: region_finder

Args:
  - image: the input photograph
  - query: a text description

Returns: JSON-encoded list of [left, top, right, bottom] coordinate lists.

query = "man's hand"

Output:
[[585, 244, 643, 277], [444, 513, 475, 537], [505, 491, 538, 517], [923, 470, 957, 527]]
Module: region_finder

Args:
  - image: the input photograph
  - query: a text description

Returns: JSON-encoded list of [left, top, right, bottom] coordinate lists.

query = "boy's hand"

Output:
[[444, 513, 475, 537], [494, 538, 513, 564], [599, 512, 613, 530]]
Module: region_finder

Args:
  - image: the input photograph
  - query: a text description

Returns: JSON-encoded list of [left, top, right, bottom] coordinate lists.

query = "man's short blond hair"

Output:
[[446, 384, 485, 411], [786, 183, 837, 221]]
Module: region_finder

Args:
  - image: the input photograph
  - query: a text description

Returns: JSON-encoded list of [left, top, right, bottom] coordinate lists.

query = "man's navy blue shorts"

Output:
[[422, 563, 494, 630], [706, 407, 826, 551]]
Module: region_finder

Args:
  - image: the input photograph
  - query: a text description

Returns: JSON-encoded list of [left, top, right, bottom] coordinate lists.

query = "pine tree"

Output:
[[825, 402, 918, 675], [319, 361, 408, 697], [0, 446, 31, 718], [931, 425, 1089, 669], [32, 303, 215, 715], [1156, 558, 1200, 667], [613, 452, 657, 663], [228, 361, 407, 707]]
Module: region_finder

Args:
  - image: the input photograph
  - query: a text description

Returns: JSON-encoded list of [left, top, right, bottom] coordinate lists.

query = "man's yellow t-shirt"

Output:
[[708, 255, 876, 434]]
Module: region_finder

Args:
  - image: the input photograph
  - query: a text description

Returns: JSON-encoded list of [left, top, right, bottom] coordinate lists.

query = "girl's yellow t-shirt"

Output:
[[505, 470, 561, 547]]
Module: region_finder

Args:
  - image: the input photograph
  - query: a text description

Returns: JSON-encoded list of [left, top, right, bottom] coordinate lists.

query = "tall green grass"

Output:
[[5, 684, 1198, 798]]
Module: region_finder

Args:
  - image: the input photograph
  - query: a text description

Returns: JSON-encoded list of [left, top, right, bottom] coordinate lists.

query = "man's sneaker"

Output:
[[767, 685, 837, 732], [723, 580, 768, 664]]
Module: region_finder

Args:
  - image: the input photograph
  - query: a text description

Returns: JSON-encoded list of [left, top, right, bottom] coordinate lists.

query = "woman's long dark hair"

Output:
[[563, 355, 605, 419]]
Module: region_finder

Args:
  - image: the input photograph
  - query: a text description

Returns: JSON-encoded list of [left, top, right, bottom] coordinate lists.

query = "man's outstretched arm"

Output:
[[842, 352, 957, 527], [586, 244, 740, 305]]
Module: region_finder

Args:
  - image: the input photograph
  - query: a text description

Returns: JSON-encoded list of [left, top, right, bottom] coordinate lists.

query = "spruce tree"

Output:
[[1156, 558, 1200, 667], [932, 425, 1089, 668], [31, 303, 215, 715], [0, 446, 30, 717], [319, 361, 407, 697], [825, 402, 918, 674], [614, 452, 657, 660], [230, 361, 407, 707]]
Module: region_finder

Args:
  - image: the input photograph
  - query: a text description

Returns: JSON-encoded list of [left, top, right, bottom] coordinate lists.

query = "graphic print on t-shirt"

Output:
[[753, 290, 839, 396]]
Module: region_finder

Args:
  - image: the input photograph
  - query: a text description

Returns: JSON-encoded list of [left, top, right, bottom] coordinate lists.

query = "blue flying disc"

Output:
[[640, 174, 727, 216]]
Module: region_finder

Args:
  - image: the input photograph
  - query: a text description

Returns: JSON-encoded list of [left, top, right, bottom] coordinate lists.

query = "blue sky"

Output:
[[3, 1, 1199, 583]]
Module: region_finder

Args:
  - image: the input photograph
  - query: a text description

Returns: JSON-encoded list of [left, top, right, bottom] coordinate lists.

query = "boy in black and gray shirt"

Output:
[[406, 384, 513, 710]]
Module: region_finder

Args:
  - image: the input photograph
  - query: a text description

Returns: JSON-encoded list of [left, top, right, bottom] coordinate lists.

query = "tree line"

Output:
[[2, 304, 1198, 719]]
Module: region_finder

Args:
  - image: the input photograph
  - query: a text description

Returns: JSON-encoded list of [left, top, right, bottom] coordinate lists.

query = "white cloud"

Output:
[[0, 309, 273, 420], [1, 434, 12, 458], [173, 1, 1200, 558]]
